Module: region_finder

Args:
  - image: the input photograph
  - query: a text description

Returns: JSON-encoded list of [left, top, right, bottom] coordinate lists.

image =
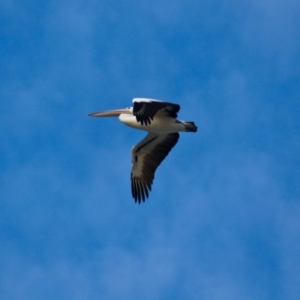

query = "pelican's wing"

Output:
[[131, 132, 180, 203], [132, 98, 181, 126]]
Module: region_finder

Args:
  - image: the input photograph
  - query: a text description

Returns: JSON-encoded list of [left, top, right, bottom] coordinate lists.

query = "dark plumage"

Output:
[[133, 100, 180, 126]]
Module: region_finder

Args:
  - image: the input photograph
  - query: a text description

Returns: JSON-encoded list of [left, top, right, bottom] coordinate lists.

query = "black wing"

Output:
[[133, 99, 180, 126], [131, 132, 180, 203]]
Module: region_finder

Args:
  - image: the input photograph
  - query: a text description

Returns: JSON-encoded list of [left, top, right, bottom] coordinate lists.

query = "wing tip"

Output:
[[131, 177, 151, 204]]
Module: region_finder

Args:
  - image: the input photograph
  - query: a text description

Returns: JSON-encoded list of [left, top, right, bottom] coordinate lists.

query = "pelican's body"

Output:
[[119, 113, 190, 133], [89, 98, 197, 203]]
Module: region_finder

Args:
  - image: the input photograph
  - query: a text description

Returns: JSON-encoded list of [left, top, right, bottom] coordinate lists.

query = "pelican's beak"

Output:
[[88, 108, 130, 117]]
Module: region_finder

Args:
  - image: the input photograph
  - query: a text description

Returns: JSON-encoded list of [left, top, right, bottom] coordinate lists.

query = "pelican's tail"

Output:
[[183, 121, 197, 132]]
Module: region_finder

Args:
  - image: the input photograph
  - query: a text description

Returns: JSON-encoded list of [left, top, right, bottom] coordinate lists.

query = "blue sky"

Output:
[[1, 0, 300, 299]]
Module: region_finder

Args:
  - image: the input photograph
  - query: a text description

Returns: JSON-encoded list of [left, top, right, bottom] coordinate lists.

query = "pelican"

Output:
[[89, 98, 197, 203]]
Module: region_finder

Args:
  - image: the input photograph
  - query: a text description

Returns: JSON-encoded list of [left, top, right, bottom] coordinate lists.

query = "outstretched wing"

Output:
[[132, 98, 180, 126], [131, 132, 179, 203]]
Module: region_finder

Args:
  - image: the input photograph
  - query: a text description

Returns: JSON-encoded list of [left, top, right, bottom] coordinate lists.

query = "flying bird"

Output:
[[88, 98, 197, 203]]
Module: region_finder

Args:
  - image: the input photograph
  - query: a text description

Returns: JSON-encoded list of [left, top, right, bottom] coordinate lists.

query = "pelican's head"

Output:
[[88, 107, 132, 117]]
